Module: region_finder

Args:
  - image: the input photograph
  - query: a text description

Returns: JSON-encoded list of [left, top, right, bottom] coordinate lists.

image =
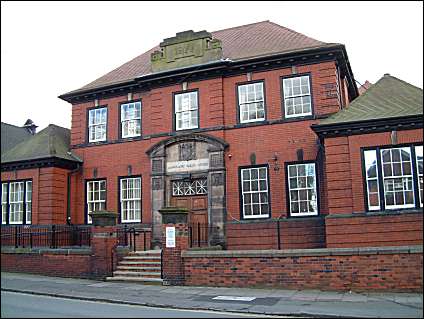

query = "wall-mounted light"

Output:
[[272, 153, 280, 172]]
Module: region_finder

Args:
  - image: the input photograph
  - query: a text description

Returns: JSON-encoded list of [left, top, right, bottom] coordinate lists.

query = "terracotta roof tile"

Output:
[[69, 21, 332, 93]]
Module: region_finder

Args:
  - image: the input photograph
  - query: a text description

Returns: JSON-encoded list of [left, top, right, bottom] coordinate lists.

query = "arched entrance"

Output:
[[146, 133, 228, 248]]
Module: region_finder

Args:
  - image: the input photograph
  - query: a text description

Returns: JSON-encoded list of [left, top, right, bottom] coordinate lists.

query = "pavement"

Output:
[[1, 272, 423, 318]]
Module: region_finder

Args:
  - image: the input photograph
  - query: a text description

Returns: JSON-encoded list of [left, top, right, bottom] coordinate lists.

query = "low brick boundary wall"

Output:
[[182, 246, 423, 292], [1, 247, 92, 279]]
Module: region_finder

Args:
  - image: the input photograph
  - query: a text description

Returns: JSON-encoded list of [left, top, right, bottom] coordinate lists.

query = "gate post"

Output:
[[159, 207, 189, 286], [89, 211, 118, 279]]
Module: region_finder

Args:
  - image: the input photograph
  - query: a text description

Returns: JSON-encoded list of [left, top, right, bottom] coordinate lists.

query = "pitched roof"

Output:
[[67, 20, 335, 94], [1, 124, 82, 164], [318, 74, 423, 125], [1, 122, 32, 154]]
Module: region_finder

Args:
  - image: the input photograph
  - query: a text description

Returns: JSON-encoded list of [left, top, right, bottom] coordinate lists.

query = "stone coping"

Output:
[[1, 247, 92, 255], [182, 245, 423, 258]]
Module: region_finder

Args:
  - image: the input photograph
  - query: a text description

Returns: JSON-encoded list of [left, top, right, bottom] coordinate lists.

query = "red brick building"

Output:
[[2, 21, 422, 250]]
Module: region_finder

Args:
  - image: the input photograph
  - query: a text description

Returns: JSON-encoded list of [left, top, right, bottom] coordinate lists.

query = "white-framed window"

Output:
[[381, 147, 415, 209], [415, 145, 423, 207], [172, 179, 208, 196], [283, 75, 312, 118], [364, 150, 381, 211], [2, 183, 7, 224], [362, 145, 423, 211], [121, 101, 141, 138], [238, 82, 265, 123], [9, 181, 24, 224], [88, 107, 107, 142], [240, 166, 269, 219], [287, 163, 318, 216], [175, 91, 198, 130], [86, 180, 106, 224], [120, 177, 141, 223], [25, 181, 32, 224]]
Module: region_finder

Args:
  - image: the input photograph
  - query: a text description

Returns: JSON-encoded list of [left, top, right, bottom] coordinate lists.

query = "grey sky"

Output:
[[1, 1, 423, 131]]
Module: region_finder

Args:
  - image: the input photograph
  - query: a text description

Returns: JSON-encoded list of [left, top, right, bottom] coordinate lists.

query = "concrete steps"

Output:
[[106, 250, 162, 284]]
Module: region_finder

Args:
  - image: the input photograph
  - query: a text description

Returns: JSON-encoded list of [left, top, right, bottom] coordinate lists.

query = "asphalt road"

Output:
[[1, 291, 276, 318]]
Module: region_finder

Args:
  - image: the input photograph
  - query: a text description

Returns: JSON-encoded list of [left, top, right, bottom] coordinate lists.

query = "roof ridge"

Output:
[[1, 122, 25, 129], [211, 20, 270, 34]]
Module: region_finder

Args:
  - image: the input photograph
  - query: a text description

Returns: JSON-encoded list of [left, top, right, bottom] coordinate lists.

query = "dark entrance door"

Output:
[[170, 178, 208, 246]]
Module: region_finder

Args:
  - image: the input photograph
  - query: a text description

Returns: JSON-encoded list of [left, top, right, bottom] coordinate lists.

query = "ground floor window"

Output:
[[363, 144, 423, 211], [120, 177, 141, 223], [86, 180, 106, 224], [287, 162, 318, 216], [240, 166, 270, 219], [1, 180, 32, 225]]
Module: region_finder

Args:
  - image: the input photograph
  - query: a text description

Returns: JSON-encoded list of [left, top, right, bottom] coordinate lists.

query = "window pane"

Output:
[[241, 167, 269, 218]]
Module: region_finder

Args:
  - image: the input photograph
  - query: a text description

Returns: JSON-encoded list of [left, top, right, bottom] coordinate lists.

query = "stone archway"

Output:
[[146, 133, 228, 249]]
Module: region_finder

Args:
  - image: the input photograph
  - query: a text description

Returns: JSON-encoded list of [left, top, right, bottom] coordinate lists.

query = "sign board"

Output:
[[166, 226, 176, 248], [166, 158, 209, 173]]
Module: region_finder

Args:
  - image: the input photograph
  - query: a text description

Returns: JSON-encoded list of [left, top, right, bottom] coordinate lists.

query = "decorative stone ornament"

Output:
[[151, 30, 222, 72]]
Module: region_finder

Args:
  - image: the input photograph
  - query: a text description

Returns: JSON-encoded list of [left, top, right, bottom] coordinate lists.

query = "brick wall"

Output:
[[326, 212, 423, 248], [182, 246, 423, 292], [226, 218, 325, 250], [1, 248, 92, 278]]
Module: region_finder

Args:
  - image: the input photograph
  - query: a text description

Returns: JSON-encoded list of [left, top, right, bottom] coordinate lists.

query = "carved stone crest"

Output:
[[179, 142, 196, 161]]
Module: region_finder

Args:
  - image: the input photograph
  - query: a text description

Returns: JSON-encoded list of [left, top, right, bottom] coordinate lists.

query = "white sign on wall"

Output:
[[166, 159, 209, 173], [166, 226, 176, 248]]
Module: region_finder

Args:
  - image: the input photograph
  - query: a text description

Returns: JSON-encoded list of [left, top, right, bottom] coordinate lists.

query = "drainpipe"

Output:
[[67, 163, 81, 225]]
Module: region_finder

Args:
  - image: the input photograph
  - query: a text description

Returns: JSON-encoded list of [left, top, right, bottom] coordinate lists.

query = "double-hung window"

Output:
[[88, 107, 107, 142], [1, 180, 32, 224], [282, 75, 312, 118], [240, 166, 270, 219], [121, 101, 141, 138], [9, 181, 24, 224], [287, 163, 318, 216], [174, 91, 198, 131], [86, 180, 106, 224], [416, 145, 423, 207], [2, 183, 8, 224], [238, 82, 265, 123], [25, 181, 32, 224], [363, 145, 423, 211], [120, 177, 141, 223]]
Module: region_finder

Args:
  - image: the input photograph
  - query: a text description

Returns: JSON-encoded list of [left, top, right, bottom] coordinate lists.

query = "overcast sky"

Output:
[[1, 1, 423, 131]]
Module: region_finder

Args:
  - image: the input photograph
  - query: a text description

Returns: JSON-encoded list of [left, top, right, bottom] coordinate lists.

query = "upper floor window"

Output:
[[363, 145, 423, 211], [238, 82, 265, 123], [282, 75, 312, 118], [86, 180, 106, 224], [120, 177, 141, 223], [1, 180, 32, 225], [175, 91, 198, 131], [287, 163, 318, 216], [88, 107, 107, 142], [240, 166, 270, 219], [121, 101, 141, 138]]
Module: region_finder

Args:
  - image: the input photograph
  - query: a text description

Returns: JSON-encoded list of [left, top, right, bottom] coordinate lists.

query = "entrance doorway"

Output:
[[170, 178, 209, 247]]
